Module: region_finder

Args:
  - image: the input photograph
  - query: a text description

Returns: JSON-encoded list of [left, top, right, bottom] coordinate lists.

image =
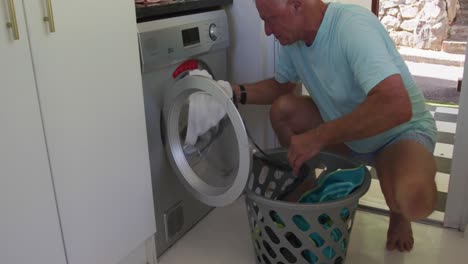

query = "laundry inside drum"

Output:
[[178, 93, 239, 188]]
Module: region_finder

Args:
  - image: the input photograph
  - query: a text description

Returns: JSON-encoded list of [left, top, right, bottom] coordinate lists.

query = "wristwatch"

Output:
[[239, 84, 247, 105]]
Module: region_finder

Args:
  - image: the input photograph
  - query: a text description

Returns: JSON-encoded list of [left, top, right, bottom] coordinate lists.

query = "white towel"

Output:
[[184, 70, 233, 147]]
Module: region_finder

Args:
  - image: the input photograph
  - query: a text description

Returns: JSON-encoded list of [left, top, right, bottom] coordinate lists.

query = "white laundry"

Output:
[[184, 70, 233, 147]]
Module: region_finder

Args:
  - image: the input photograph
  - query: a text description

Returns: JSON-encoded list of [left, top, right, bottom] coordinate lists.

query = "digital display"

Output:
[[182, 27, 200, 47]]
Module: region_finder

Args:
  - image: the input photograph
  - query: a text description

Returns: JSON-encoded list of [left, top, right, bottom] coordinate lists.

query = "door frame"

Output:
[[368, 0, 467, 231], [372, 0, 379, 16], [444, 46, 468, 231]]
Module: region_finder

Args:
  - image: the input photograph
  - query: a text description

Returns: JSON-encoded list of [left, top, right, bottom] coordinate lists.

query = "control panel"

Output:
[[137, 10, 229, 73]]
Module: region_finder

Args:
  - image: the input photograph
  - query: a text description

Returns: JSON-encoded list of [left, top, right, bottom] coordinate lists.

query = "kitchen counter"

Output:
[[158, 197, 468, 264], [136, 0, 233, 22]]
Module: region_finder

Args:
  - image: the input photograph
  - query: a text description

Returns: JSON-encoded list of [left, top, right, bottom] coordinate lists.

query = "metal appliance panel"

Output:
[[137, 9, 235, 257], [138, 9, 229, 73]]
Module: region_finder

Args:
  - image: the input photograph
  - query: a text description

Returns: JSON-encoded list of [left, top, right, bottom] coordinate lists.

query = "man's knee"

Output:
[[396, 179, 437, 221], [270, 94, 296, 124], [270, 94, 322, 129], [377, 139, 437, 220]]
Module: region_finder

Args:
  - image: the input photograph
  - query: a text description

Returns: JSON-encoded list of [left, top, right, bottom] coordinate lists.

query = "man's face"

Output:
[[255, 0, 299, 45]]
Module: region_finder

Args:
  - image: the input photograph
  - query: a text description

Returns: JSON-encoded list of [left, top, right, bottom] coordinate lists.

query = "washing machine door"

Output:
[[163, 75, 251, 207]]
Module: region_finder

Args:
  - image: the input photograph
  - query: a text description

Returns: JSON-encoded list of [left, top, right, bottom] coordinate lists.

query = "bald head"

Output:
[[255, 0, 287, 11], [273, 0, 287, 6], [254, 0, 328, 46]]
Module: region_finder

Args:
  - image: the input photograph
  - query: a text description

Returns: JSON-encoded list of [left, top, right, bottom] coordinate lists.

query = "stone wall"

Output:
[[379, 0, 459, 50]]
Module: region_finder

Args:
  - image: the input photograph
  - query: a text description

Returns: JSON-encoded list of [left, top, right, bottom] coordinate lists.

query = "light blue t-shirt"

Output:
[[275, 2, 437, 153]]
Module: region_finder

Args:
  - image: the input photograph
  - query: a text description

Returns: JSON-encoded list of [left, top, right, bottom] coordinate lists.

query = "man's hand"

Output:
[[287, 129, 325, 175]]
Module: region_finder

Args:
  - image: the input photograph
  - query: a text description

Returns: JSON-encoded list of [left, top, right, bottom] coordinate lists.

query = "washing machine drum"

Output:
[[163, 74, 252, 207]]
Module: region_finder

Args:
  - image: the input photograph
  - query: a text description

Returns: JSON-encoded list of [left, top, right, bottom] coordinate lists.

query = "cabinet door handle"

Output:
[[43, 0, 55, 33], [6, 0, 20, 40]]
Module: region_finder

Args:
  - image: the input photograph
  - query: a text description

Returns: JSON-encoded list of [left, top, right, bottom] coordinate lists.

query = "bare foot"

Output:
[[387, 212, 414, 252]]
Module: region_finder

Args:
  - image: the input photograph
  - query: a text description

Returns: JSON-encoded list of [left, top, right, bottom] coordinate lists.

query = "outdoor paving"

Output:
[[399, 47, 465, 104]]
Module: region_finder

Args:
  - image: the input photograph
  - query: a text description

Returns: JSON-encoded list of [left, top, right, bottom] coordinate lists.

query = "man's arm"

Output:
[[317, 74, 412, 144], [232, 78, 297, 105], [288, 74, 412, 174]]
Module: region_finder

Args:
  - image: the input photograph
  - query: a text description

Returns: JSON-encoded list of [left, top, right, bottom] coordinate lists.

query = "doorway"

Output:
[[358, 0, 467, 226]]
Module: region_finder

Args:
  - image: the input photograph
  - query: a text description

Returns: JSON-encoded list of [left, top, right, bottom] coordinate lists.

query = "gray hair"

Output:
[[274, 0, 288, 6], [257, 0, 288, 7]]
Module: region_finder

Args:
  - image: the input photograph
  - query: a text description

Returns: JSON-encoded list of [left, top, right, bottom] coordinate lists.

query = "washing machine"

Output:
[[137, 9, 252, 257]]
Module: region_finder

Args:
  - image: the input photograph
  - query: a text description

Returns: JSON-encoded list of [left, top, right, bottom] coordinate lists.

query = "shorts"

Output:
[[350, 130, 436, 166]]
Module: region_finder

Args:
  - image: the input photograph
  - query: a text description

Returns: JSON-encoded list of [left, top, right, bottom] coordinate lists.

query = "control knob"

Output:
[[209, 23, 217, 41]]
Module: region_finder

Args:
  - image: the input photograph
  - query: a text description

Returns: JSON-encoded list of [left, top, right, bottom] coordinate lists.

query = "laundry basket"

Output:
[[245, 149, 371, 264]]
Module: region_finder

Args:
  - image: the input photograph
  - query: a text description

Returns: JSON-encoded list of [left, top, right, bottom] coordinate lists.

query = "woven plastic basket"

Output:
[[245, 149, 371, 264]]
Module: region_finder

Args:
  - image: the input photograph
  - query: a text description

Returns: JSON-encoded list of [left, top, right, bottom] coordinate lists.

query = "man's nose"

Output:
[[264, 23, 272, 36]]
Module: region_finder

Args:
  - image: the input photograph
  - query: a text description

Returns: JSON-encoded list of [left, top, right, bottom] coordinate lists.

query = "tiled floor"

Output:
[[360, 104, 458, 220], [157, 197, 468, 264]]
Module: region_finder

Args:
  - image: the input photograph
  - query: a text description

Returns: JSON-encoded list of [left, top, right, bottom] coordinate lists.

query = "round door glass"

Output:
[[178, 92, 239, 188], [163, 76, 251, 207]]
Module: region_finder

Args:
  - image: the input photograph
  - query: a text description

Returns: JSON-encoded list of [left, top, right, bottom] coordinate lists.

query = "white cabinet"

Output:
[[1, 0, 156, 263], [226, 1, 278, 149], [1, 1, 67, 263]]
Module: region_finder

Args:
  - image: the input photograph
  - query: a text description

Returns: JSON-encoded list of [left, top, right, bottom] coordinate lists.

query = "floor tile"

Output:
[[435, 172, 450, 193], [436, 156, 453, 174], [436, 191, 448, 212], [436, 121, 457, 134], [434, 112, 458, 123], [434, 142, 454, 159], [436, 107, 459, 115], [437, 131, 455, 145]]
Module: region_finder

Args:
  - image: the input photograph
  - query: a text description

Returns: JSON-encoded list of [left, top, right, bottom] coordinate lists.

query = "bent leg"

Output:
[[269, 94, 349, 155], [375, 139, 437, 251], [270, 94, 323, 146], [269, 94, 350, 202]]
